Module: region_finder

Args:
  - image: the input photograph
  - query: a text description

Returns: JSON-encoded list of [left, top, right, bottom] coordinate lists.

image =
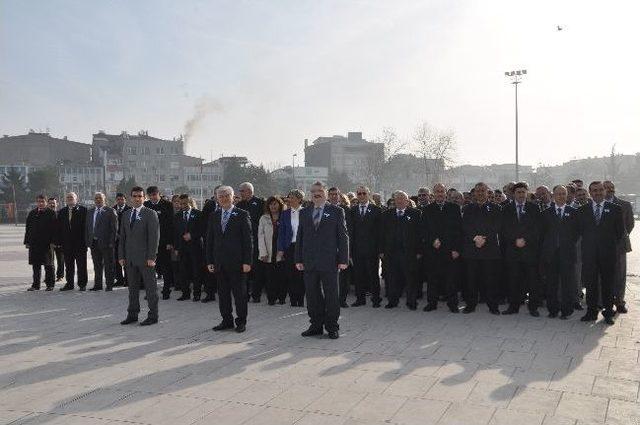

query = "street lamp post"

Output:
[[504, 69, 527, 181], [292, 153, 297, 189]]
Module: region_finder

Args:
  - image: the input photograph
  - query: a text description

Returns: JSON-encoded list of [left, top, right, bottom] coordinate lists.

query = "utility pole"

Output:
[[504, 69, 527, 181]]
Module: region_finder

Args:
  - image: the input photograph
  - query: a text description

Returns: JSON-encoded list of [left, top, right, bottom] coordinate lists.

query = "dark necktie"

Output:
[[222, 210, 230, 232], [517, 204, 523, 222], [130, 209, 138, 229], [556, 207, 562, 219], [360, 205, 365, 217], [313, 208, 322, 229], [594, 204, 602, 225]]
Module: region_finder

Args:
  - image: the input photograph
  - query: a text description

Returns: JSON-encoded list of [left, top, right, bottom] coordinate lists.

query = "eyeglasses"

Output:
[[357, 192, 367, 195]]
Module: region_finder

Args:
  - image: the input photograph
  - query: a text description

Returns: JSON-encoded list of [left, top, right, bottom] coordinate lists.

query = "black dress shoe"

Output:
[[45, 287, 53, 291], [268, 300, 276, 306], [89, 286, 102, 291], [351, 299, 366, 307], [423, 303, 437, 312], [489, 308, 500, 315], [559, 314, 569, 320], [213, 322, 235, 331], [251, 298, 261, 303], [177, 294, 190, 301], [27, 286, 40, 291], [60, 285, 73, 291], [193, 295, 201, 302], [201, 295, 215, 303], [448, 305, 459, 313], [616, 304, 628, 314], [548, 312, 558, 318], [573, 302, 584, 311], [120, 316, 138, 325], [78, 287, 86, 292], [278, 299, 286, 305], [105, 286, 113, 292], [327, 330, 339, 339], [580, 312, 597, 322], [406, 303, 417, 311], [140, 317, 158, 326], [340, 301, 349, 308], [529, 310, 540, 317], [604, 316, 615, 325], [501, 308, 519, 315], [372, 301, 381, 308], [301, 328, 323, 337], [462, 306, 475, 314], [235, 324, 246, 333], [162, 293, 170, 300]]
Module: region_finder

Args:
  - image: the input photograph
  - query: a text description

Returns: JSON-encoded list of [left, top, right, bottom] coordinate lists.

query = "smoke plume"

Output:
[[183, 96, 224, 144]]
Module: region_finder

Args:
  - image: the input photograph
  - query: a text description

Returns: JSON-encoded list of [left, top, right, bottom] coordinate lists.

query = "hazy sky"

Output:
[[1, 0, 638, 168]]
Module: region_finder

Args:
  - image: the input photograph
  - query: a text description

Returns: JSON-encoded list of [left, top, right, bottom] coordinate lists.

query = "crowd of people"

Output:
[[23, 178, 634, 338]]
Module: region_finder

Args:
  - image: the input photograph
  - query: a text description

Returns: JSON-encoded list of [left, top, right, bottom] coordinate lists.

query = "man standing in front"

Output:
[[576, 181, 624, 325], [86, 192, 118, 291], [206, 186, 253, 333], [144, 186, 175, 299], [25, 195, 57, 291], [295, 181, 349, 339], [119, 187, 160, 326], [174, 194, 205, 302], [603, 180, 634, 313], [57, 192, 88, 291]]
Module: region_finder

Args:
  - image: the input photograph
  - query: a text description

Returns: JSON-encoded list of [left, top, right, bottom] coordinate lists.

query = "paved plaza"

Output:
[[0, 224, 639, 425]]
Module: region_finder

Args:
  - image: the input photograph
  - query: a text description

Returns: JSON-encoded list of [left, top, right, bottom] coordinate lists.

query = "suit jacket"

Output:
[[348, 203, 382, 258], [56, 205, 88, 252], [24, 208, 56, 265], [540, 205, 578, 264], [113, 204, 132, 242], [144, 199, 174, 248], [174, 208, 204, 254], [294, 203, 349, 272], [421, 202, 462, 255], [277, 208, 296, 252], [613, 196, 634, 252], [380, 207, 422, 263], [85, 206, 118, 249], [118, 206, 160, 266], [205, 206, 253, 270], [236, 196, 264, 249], [576, 200, 624, 266], [461, 202, 502, 260], [501, 201, 542, 263]]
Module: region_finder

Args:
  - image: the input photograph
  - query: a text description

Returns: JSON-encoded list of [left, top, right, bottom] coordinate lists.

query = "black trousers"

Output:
[[464, 259, 500, 311], [339, 266, 351, 303], [285, 243, 305, 305], [584, 256, 615, 318], [506, 260, 539, 311], [63, 248, 88, 288], [32, 264, 55, 288], [114, 241, 127, 285], [157, 246, 174, 295], [304, 270, 340, 332], [263, 261, 287, 303], [54, 247, 64, 279], [250, 259, 265, 301], [179, 248, 204, 297], [90, 241, 115, 289], [386, 255, 417, 306], [217, 266, 248, 326], [544, 258, 576, 316], [126, 262, 158, 320], [352, 254, 381, 302], [427, 251, 459, 307]]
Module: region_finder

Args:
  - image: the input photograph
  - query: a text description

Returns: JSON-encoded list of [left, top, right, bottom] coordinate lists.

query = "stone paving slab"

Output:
[[1, 224, 639, 424]]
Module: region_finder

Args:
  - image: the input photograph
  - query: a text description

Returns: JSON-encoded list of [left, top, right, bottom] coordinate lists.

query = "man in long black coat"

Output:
[[25, 195, 57, 291], [144, 186, 175, 298], [113, 193, 131, 287], [56, 192, 88, 291], [175, 194, 205, 301]]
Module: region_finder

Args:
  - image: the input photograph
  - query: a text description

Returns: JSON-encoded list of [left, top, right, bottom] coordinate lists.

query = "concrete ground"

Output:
[[0, 224, 639, 425]]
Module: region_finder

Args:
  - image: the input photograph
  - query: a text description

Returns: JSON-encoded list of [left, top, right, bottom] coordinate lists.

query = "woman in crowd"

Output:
[[258, 196, 287, 305]]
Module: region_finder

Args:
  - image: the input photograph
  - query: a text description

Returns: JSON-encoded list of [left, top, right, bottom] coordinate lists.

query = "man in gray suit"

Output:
[[295, 181, 349, 340], [86, 192, 118, 291], [604, 181, 635, 313], [119, 186, 160, 326]]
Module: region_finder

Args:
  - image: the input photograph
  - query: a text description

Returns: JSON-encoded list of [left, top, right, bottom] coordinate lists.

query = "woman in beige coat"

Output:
[[258, 196, 286, 305]]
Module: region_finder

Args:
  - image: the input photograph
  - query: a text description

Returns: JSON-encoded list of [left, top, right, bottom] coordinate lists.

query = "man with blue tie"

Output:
[[86, 192, 118, 291], [295, 181, 349, 339], [576, 181, 624, 325], [541, 185, 579, 319], [174, 194, 205, 301], [206, 186, 253, 333]]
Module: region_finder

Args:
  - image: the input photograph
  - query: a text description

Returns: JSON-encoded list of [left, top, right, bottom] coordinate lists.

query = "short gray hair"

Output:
[[239, 182, 254, 192], [66, 192, 78, 200], [393, 190, 409, 199], [216, 185, 234, 197]]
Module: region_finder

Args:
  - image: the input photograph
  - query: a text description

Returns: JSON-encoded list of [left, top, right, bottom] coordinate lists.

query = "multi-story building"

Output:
[[270, 166, 328, 194], [380, 154, 444, 197], [182, 161, 224, 204], [0, 131, 90, 166], [304, 132, 384, 186]]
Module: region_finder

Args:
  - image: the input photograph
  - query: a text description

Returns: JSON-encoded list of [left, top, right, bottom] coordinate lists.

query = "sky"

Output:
[[1, 0, 639, 168]]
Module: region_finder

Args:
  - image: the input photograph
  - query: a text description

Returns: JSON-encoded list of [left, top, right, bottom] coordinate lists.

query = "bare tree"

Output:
[[606, 143, 621, 181], [412, 122, 456, 183], [375, 127, 407, 161], [360, 127, 408, 191]]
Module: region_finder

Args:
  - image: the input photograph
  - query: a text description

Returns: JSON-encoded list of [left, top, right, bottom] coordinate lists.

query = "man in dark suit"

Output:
[[47, 197, 65, 282], [277, 189, 306, 307], [421, 183, 462, 313], [604, 180, 634, 313], [174, 194, 205, 301], [380, 190, 422, 310], [501, 182, 542, 316], [328, 186, 352, 308], [25, 194, 57, 291], [206, 185, 253, 333], [199, 190, 220, 302], [236, 182, 265, 303], [119, 186, 160, 326], [113, 193, 131, 287], [295, 181, 349, 339], [576, 181, 625, 325], [541, 185, 579, 319], [144, 186, 175, 299], [56, 192, 88, 291], [348, 185, 382, 307], [86, 192, 118, 291], [461, 182, 502, 314]]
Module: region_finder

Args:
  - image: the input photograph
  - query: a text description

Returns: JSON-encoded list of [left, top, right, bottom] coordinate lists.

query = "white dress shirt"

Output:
[[290, 206, 301, 243]]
